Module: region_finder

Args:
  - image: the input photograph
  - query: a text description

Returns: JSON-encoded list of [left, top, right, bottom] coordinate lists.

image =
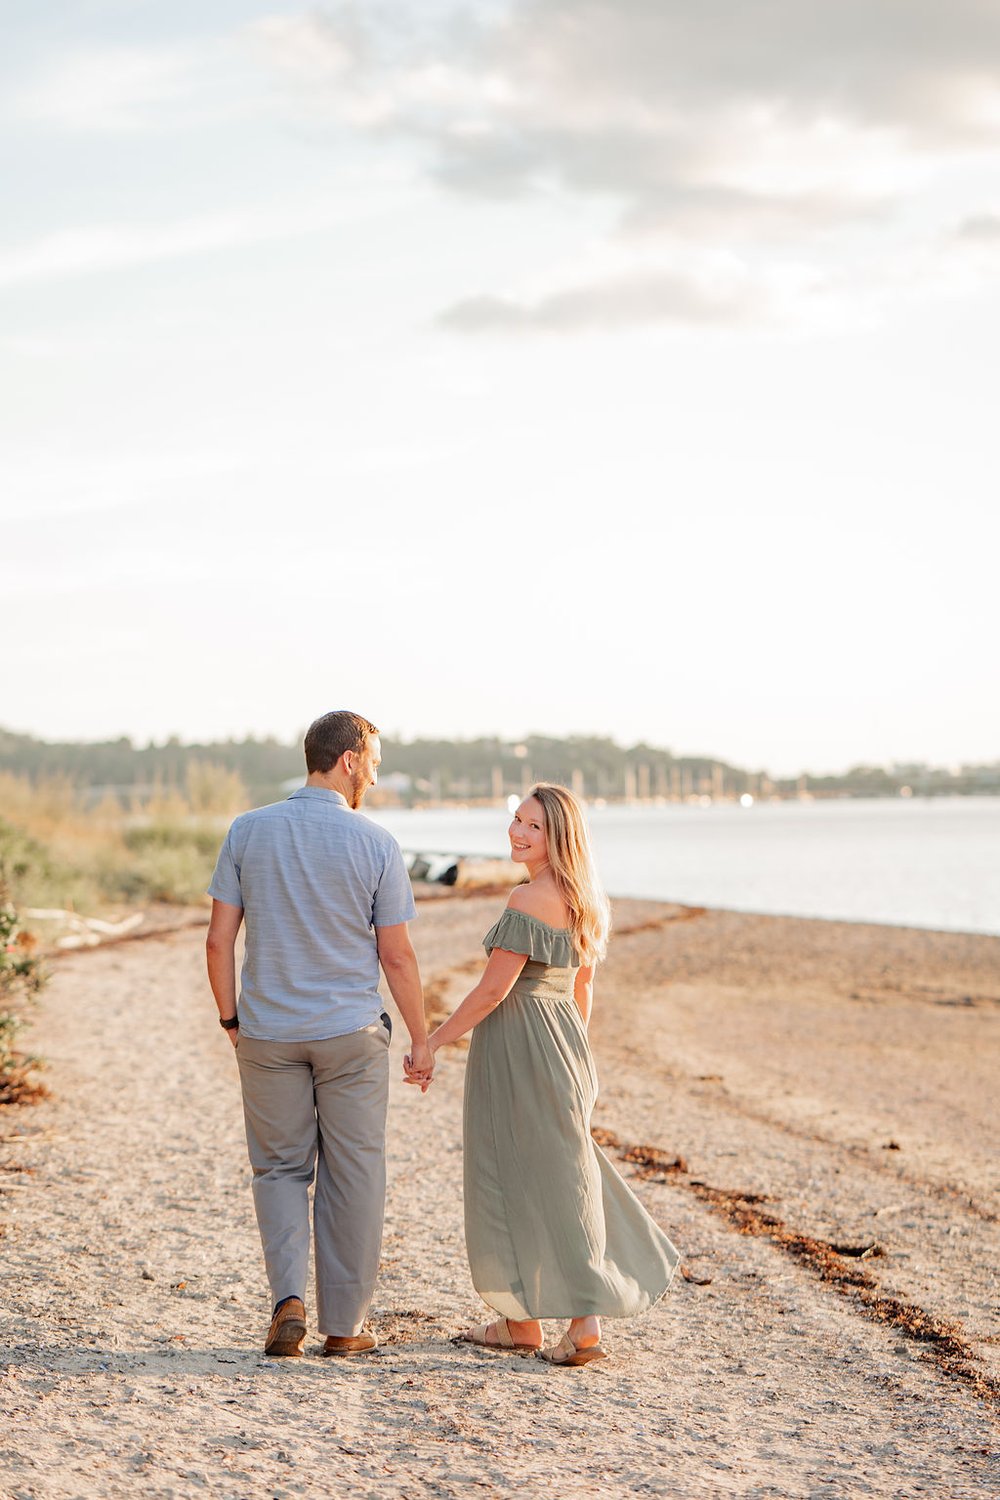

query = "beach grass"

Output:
[[0, 764, 248, 915]]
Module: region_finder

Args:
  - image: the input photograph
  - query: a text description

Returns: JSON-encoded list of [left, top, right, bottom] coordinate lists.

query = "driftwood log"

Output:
[[403, 853, 523, 891]]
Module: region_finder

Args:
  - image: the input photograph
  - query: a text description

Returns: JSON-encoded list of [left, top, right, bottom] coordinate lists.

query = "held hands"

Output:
[[403, 1039, 435, 1093]]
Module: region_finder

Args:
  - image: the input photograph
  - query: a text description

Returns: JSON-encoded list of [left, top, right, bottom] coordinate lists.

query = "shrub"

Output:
[[0, 886, 46, 1107]]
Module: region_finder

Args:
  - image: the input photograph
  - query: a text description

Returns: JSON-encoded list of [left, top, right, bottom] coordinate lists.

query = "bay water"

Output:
[[367, 796, 1000, 937]]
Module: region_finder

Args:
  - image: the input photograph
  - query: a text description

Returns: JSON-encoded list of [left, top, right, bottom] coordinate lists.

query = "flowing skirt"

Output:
[[462, 981, 680, 1319]]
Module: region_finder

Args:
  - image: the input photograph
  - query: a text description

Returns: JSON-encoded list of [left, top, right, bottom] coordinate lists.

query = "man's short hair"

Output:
[[304, 711, 379, 774]]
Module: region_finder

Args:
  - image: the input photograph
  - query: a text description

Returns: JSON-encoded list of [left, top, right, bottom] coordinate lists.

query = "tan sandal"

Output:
[[536, 1332, 607, 1367], [457, 1318, 539, 1352]]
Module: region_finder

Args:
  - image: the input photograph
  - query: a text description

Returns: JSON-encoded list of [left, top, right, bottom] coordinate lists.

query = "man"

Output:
[[206, 709, 433, 1359]]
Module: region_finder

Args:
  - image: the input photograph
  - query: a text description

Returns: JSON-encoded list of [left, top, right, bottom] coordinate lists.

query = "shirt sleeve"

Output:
[[372, 838, 417, 927], [207, 827, 244, 908]]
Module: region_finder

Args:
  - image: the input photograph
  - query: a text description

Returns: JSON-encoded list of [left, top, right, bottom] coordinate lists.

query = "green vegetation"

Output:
[[0, 763, 247, 916], [0, 760, 248, 1108], [0, 877, 46, 1106]]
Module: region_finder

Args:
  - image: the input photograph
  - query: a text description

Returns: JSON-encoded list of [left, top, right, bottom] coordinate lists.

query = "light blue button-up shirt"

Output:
[[208, 785, 416, 1041]]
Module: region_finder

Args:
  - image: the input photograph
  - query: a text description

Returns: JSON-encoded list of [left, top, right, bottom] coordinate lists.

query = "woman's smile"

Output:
[[508, 797, 548, 865]]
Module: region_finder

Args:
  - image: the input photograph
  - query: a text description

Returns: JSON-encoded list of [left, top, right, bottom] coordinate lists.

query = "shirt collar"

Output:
[[288, 785, 350, 809]]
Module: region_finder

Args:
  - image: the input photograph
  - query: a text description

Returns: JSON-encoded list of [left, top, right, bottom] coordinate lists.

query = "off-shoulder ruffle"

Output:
[[482, 907, 578, 968]]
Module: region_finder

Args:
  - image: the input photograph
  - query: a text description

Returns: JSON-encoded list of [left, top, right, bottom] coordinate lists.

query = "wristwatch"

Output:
[[219, 1015, 239, 1030]]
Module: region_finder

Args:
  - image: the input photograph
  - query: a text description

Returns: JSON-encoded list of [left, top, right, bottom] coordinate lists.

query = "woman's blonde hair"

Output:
[[527, 783, 611, 965]]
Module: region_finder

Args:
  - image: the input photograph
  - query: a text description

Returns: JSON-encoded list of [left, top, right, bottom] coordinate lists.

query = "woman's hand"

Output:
[[403, 1039, 435, 1092]]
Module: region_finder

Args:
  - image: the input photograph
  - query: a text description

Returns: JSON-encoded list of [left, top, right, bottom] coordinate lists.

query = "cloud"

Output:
[[482, 0, 1000, 144], [248, 2, 1000, 330], [0, 206, 350, 290], [1, 450, 247, 523], [956, 212, 1000, 239], [438, 268, 764, 331], [255, 3, 1000, 188], [0, 218, 247, 288], [10, 45, 198, 133]]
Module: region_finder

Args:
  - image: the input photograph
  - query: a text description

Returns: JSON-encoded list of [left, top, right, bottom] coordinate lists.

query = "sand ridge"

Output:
[[1, 897, 998, 1498]]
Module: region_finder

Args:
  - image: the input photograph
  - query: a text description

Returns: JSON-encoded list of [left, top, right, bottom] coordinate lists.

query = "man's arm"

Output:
[[375, 922, 433, 1086], [206, 899, 244, 1048]]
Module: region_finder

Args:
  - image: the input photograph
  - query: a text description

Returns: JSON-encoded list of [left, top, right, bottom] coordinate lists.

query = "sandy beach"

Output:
[[1, 895, 998, 1499]]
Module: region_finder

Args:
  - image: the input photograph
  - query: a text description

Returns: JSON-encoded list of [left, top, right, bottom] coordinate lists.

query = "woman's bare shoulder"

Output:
[[506, 881, 571, 929]]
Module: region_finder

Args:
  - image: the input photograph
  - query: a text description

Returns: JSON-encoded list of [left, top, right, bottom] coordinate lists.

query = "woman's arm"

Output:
[[573, 965, 595, 1026], [428, 947, 528, 1051]]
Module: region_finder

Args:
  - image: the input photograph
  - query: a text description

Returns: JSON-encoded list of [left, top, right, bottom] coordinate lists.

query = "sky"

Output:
[[3, 0, 999, 777]]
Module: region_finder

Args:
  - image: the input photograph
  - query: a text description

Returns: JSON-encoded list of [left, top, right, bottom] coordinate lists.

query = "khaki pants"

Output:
[[236, 1020, 391, 1337]]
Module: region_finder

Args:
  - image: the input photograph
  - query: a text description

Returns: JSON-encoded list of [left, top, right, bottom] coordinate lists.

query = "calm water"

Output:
[[367, 797, 1000, 936]]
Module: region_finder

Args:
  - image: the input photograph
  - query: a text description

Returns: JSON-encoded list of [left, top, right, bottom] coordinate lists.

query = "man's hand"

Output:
[[227, 1027, 239, 1049], [403, 1040, 435, 1093]]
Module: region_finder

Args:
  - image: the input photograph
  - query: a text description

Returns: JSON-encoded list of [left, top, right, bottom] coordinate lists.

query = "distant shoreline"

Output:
[[370, 789, 1000, 812]]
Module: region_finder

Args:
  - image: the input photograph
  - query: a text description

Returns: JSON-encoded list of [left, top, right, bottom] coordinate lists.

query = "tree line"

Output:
[[0, 726, 995, 806]]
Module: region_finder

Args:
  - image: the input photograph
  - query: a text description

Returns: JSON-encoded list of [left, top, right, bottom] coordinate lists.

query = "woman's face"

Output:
[[508, 796, 548, 868]]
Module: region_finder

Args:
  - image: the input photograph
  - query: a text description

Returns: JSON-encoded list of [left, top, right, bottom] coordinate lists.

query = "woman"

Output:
[[424, 783, 680, 1366]]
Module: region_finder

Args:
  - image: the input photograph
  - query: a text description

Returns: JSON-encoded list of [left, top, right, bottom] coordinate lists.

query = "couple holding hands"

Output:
[[207, 710, 678, 1368]]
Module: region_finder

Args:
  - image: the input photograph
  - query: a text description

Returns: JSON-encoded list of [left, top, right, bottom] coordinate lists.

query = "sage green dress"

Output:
[[463, 908, 680, 1320]]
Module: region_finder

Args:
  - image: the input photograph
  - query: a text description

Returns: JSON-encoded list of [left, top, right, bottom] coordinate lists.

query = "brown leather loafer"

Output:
[[264, 1297, 306, 1357], [321, 1331, 378, 1357]]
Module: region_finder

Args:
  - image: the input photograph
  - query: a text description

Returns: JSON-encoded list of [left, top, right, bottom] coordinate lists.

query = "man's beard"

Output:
[[348, 769, 367, 810]]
